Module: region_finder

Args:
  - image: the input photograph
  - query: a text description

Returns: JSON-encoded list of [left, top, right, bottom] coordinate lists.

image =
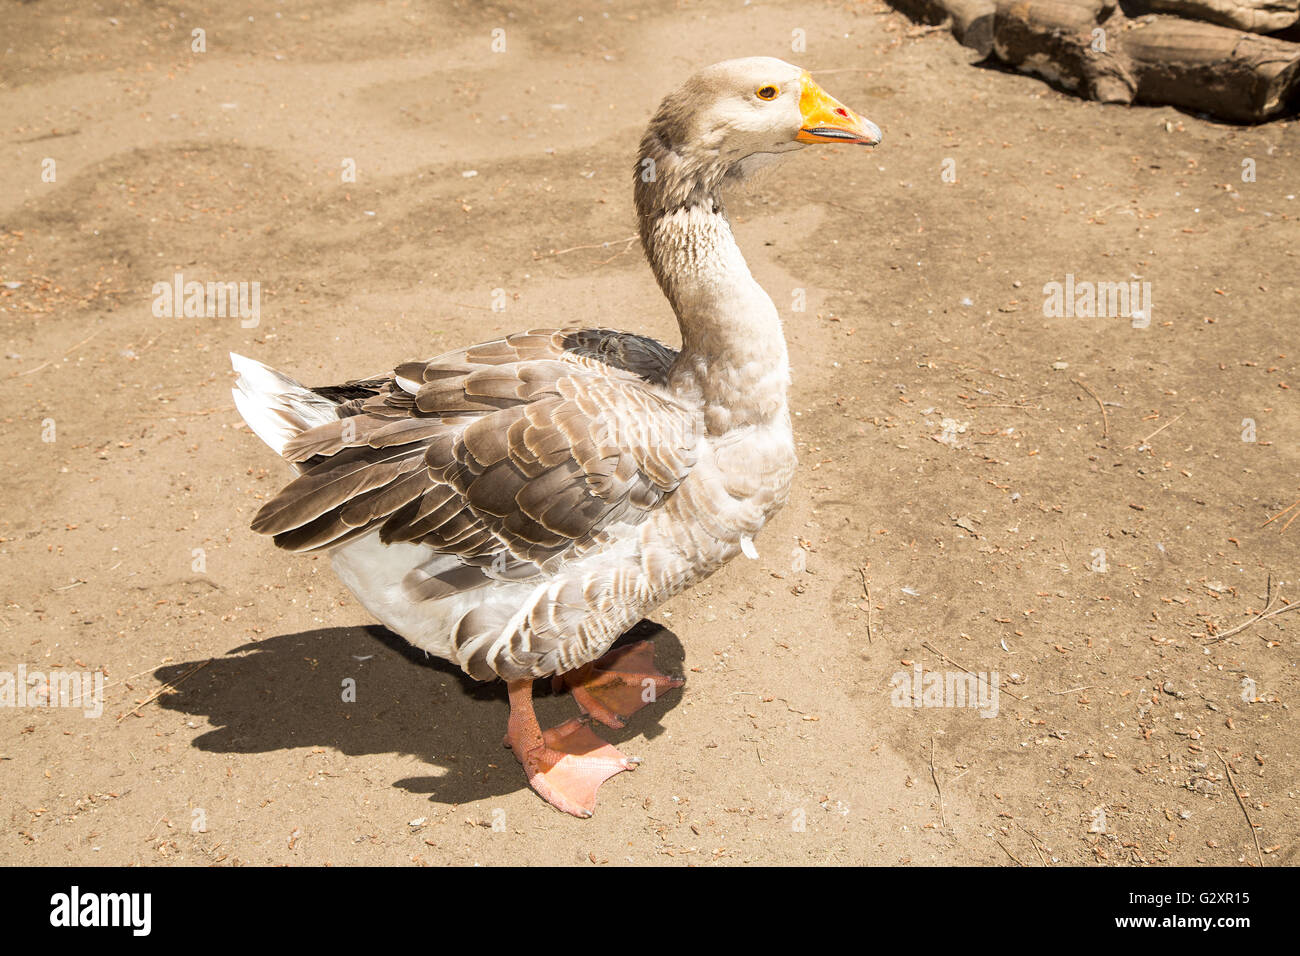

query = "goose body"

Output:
[[234, 325, 793, 681], [232, 57, 879, 815]]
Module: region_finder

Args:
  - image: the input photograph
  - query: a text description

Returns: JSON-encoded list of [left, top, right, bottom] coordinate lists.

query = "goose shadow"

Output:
[[154, 619, 684, 807]]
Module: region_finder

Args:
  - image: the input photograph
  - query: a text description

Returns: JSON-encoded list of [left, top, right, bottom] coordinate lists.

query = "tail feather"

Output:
[[230, 353, 341, 457]]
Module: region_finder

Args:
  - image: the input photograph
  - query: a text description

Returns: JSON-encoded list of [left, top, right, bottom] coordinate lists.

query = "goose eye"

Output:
[[756, 85, 778, 101]]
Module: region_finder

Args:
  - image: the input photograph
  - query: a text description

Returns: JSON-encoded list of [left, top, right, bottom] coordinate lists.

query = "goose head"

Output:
[[636, 57, 880, 218]]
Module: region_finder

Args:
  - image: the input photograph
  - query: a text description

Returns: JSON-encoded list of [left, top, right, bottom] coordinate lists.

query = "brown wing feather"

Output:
[[251, 330, 696, 583]]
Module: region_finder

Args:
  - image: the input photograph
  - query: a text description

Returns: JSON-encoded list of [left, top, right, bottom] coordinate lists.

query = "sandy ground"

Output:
[[1, 0, 1296, 866]]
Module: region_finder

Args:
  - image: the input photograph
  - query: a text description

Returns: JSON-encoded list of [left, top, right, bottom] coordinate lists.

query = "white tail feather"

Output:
[[230, 352, 340, 457]]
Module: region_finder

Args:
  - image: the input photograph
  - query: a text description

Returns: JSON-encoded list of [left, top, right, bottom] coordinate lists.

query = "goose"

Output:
[[230, 57, 880, 817]]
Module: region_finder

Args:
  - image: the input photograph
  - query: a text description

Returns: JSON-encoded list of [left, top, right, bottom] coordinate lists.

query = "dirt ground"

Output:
[[1, 0, 1296, 867]]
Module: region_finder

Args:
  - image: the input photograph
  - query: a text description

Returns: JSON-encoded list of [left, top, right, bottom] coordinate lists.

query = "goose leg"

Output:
[[504, 679, 638, 818], [555, 639, 684, 729]]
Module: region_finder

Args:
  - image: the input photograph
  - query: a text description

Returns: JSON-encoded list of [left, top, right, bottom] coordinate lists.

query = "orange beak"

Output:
[[795, 72, 881, 147]]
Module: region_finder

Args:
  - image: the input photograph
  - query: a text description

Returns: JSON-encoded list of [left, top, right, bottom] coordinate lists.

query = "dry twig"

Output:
[[858, 567, 872, 643], [1262, 498, 1299, 533], [537, 234, 637, 259], [117, 660, 211, 722], [1205, 574, 1299, 642], [14, 327, 103, 377], [997, 841, 1025, 866], [929, 736, 947, 829], [1126, 411, 1184, 449], [922, 641, 1025, 701], [1216, 750, 1264, 867], [1071, 378, 1108, 439]]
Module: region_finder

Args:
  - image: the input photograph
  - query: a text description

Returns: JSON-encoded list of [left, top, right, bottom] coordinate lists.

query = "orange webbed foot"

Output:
[[521, 718, 638, 818], [505, 681, 638, 818], [557, 640, 684, 729]]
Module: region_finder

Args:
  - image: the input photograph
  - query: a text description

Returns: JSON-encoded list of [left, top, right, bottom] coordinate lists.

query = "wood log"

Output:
[[887, 0, 951, 25], [1129, 0, 1298, 34], [991, 0, 1136, 104], [990, 4, 1300, 120], [949, 0, 998, 55], [892, 0, 1300, 120], [887, 0, 997, 56], [1123, 16, 1300, 120]]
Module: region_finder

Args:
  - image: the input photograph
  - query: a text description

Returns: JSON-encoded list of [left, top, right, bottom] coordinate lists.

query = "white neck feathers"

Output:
[[641, 202, 790, 435]]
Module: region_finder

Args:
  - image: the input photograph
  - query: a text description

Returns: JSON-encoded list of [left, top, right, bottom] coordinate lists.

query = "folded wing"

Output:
[[250, 329, 699, 598]]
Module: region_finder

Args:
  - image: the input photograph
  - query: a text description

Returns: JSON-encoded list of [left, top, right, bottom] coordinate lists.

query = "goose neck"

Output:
[[639, 200, 790, 434]]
